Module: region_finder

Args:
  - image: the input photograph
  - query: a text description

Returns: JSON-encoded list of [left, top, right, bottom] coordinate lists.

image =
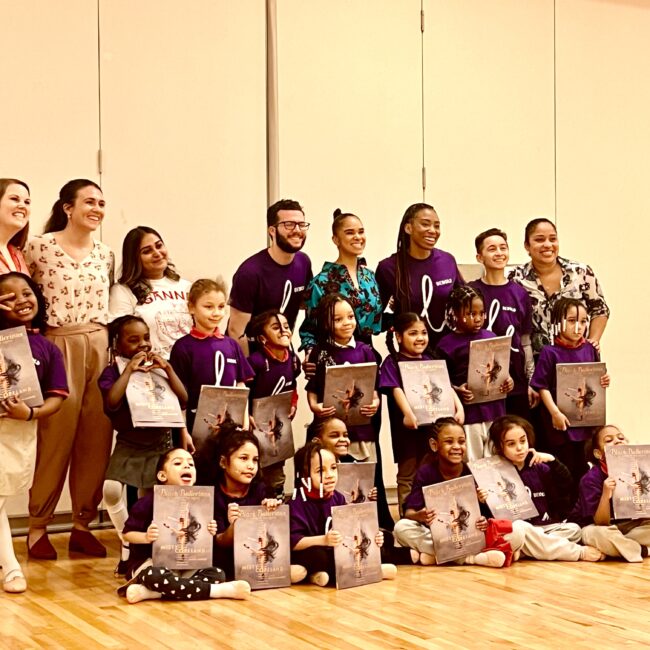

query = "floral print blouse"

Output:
[[299, 260, 383, 350], [27, 234, 114, 328], [508, 256, 609, 354]]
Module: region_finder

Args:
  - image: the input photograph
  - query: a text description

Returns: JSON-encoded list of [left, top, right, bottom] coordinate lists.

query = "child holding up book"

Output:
[[120, 447, 251, 603], [170, 278, 253, 437], [194, 423, 284, 579], [0, 272, 68, 593], [246, 309, 301, 496], [379, 311, 464, 513], [289, 439, 396, 586], [435, 286, 514, 461], [305, 293, 379, 462], [570, 425, 650, 562], [488, 415, 603, 561], [530, 298, 610, 489], [469, 228, 536, 419], [100, 315, 188, 576]]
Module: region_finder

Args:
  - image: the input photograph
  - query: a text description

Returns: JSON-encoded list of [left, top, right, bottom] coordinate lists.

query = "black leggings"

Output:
[[291, 547, 335, 582], [136, 566, 226, 600]]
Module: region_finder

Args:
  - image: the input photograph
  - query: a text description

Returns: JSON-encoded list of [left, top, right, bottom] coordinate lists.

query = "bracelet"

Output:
[[26, 406, 34, 421]]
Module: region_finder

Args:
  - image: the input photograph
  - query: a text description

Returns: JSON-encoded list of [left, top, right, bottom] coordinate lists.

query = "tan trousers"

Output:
[[29, 324, 113, 528], [581, 521, 650, 562]]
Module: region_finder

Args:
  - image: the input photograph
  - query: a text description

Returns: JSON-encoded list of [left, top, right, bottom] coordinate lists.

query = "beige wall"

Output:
[[2, 1, 649, 517]]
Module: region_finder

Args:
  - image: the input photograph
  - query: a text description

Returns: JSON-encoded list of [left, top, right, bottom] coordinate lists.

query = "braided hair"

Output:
[[549, 297, 587, 341], [445, 284, 484, 331], [107, 314, 148, 362]]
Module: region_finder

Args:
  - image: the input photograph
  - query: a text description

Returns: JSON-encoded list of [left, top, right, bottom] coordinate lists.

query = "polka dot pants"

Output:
[[137, 566, 226, 600]]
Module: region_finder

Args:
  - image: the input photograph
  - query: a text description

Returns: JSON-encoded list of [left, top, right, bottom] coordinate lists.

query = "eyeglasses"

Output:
[[275, 221, 310, 232]]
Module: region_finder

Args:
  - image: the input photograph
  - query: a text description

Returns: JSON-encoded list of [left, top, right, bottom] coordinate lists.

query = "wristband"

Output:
[[26, 406, 34, 421]]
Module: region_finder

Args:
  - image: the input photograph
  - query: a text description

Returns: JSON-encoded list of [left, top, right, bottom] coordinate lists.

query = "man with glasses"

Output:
[[228, 199, 312, 355]]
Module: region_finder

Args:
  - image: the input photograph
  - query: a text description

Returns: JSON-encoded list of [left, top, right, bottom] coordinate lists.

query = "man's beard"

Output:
[[275, 230, 306, 254]]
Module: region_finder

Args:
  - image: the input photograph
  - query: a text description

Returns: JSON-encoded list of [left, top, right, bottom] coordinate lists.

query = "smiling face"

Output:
[[501, 425, 530, 469], [139, 232, 168, 280], [405, 208, 440, 256], [0, 276, 38, 327], [189, 290, 226, 334], [116, 319, 151, 359], [309, 448, 338, 495], [0, 182, 30, 238], [430, 423, 466, 465], [477, 234, 509, 270], [593, 425, 628, 461], [221, 441, 259, 489], [64, 184, 105, 232], [332, 299, 356, 344], [333, 216, 366, 258], [525, 221, 559, 267], [396, 318, 429, 357], [158, 449, 196, 486], [261, 313, 292, 349], [270, 209, 308, 254], [316, 418, 350, 458]]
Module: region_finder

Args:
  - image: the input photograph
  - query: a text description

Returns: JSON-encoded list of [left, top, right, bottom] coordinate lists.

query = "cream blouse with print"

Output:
[[27, 234, 114, 327]]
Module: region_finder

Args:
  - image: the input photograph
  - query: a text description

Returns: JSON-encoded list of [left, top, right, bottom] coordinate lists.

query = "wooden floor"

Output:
[[4, 530, 650, 650]]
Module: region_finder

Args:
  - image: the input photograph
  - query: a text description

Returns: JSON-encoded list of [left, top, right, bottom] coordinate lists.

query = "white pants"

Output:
[[582, 521, 650, 562], [0, 497, 21, 580], [505, 520, 582, 561], [463, 422, 493, 461], [540, 522, 582, 543]]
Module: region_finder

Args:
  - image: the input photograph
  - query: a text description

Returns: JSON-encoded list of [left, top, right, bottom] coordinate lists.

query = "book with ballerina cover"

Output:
[[0, 325, 43, 409], [233, 505, 291, 589], [323, 362, 377, 426], [115, 357, 185, 428], [467, 335, 512, 404], [398, 359, 456, 425], [422, 476, 485, 564], [152, 485, 214, 570], [469, 456, 539, 521], [251, 391, 294, 468], [336, 462, 376, 504], [331, 501, 383, 589], [191, 385, 249, 449], [605, 444, 650, 520], [556, 362, 606, 427]]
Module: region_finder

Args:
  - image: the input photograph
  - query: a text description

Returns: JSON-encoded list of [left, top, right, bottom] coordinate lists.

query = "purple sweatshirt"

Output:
[[289, 490, 347, 549]]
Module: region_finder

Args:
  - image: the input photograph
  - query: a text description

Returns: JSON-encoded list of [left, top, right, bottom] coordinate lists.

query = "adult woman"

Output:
[[26, 179, 114, 559], [109, 226, 192, 359], [0, 178, 31, 274], [299, 209, 382, 352], [375, 203, 462, 350], [509, 218, 609, 355]]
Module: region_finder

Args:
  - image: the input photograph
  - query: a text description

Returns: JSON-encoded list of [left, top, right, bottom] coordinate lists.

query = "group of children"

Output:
[[0, 225, 645, 601]]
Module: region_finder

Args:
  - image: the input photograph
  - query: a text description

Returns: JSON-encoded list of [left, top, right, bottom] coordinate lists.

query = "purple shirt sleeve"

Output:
[[378, 355, 401, 392]]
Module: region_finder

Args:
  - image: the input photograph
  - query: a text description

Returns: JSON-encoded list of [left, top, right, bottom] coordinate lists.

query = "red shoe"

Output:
[[69, 529, 107, 557], [27, 534, 58, 560]]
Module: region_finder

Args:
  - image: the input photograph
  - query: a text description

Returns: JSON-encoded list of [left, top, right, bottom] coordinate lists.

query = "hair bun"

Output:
[[333, 208, 342, 220]]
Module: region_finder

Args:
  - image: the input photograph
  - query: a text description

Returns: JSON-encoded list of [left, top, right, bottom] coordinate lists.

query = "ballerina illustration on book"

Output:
[[617, 460, 650, 514], [258, 410, 284, 457], [0, 348, 21, 398], [332, 380, 364, 421], [342, 524, 372, 578], [437, 501, 471, 550], [475, 352, 502, 397], [244, 524, 279, 581], [564, 378, 597, 422], [204, 405, 236, 435]]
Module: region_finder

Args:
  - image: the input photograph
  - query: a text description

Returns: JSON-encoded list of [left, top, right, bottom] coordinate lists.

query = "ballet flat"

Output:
[[69, 529, 107, 557], [27, 534, 58, 560]]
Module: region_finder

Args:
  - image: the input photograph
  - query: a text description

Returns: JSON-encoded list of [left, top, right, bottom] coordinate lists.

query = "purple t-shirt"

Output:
[[169, 332, 254, 431], [530, 341, 599, 442], [403, 461, 473, 512], [569, 463, 607, 526], [213, 481, 270, 534], [435, 329, 505, 424], [289, 490, 347, 549], [468, 280, 532, 396], [305, 341, 378, 442], [378, 352, 433, 392], [27, 331, 69, 397], [247, 349, 301, 399], [229, 249, 313, 329], [375, 249, 461, 347], [98, 364, 170, 446], [122, 492, 155, 578], [517, 456, 574, 526]]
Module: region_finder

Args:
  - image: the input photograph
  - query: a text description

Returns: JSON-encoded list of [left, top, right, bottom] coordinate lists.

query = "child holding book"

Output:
[[194, 423, 285, 580], [305, 293, 379, 462], [570, 425, 650, 562], [469, 228, 536, 419], [488, 415, 603, 561], [530, 298, 610, 489], [246, 309, 301, 496], [120, 447, 251, 603], [170, 278, 253, 436], [289, 439, 396, 586], [0, 272, 68, 593], [435, 286, 514, 461], [379, 311, 464, 512], [100, 315, 188, 575]]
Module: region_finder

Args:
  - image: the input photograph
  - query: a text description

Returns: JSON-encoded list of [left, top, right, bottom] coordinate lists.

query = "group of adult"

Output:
[[0, 178, 609, 558]]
